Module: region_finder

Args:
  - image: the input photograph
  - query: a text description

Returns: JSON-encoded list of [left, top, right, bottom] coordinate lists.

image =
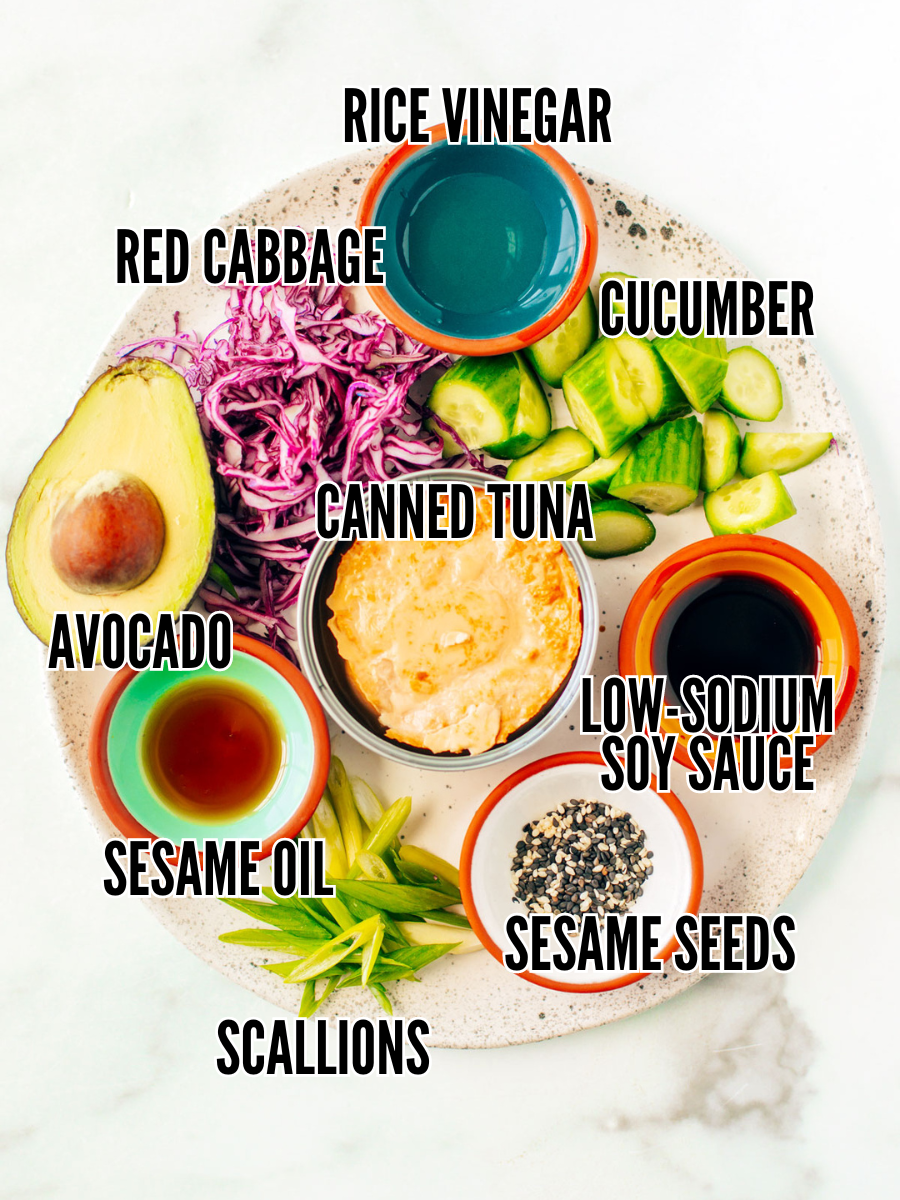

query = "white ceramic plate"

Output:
[[44, 150, 885, 1048]]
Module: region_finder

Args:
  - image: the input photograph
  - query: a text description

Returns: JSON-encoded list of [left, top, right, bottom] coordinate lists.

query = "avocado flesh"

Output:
[[7, 358, 216, 646]]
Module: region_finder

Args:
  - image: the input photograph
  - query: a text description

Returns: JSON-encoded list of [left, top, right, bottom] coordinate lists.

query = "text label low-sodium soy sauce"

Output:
[[656, 574, 818, 706]]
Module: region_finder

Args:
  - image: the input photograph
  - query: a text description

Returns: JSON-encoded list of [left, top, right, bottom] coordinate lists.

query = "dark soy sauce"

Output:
[[657, 574, 817, 704]]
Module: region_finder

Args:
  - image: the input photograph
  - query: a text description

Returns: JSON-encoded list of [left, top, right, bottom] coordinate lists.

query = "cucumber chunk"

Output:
[[646, 343, 691, 422], [561, 337, 650, 457], [704, 471, 796, 535], [506, 427, 595, 483], [720, 346, 783, 421], [578, 497, 656, 558], [615, 334, 690, 423], [488, 353, 553, 458], [608, 416, 702, 515], [700, 410, 741, 491], [524, 290, 597, 387], [740, 431, 833, 477], [566, 439, 636, 494], [427, 355, 520, 453], [654, 331, 728, 413]]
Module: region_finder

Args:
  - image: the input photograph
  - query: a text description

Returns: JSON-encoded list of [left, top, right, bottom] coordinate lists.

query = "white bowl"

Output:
[[460, 752, 703, 992]]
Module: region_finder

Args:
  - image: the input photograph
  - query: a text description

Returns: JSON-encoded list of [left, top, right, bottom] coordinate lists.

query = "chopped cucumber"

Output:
[[704, 471, 796, 535], [646, 343, 691, 422], [427, 355, 520, 453], [396, 922, 483, 954], [740, 431, 833, 477], [700, 410, 741, 491], [524, 290, 597, 387], [566, 439, 637, 494], [654, 331, 728, 413], [720, 346, 783, 421], [608, 416, 702, 515], [578, 497, 656, 558], [506, 427, 595, 483], [562, 337, 650, 457], [488, 354, 553, 458], [614, 334, 690, 423]]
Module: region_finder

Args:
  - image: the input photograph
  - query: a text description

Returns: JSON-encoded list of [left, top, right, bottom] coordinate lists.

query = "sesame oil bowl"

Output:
[[88, 631, 330, 853]]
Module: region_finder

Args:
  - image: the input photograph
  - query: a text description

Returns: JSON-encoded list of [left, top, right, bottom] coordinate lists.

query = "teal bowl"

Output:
[[89, 632, 330, 853], [357, 126, 598, 355]]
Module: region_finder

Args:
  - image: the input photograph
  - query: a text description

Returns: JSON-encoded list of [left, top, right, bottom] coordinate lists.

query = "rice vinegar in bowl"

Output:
[[358, 130, 598, 355]]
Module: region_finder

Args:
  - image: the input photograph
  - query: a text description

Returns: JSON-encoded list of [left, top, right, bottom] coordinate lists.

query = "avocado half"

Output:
[[7, 358, 217, 645]]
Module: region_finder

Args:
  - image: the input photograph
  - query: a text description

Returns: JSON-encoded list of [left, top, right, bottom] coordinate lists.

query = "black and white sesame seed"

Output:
[[512, 799, 651, 918]]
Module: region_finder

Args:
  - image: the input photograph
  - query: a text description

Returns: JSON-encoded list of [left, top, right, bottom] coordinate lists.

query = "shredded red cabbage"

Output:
[[121, 283, 496, 660]]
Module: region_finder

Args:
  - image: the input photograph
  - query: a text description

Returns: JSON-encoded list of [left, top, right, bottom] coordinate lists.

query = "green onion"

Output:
[[414, 909, 471, 929], [334, 879, 458, 913], [355, 851, 398, 884], [311, 789, 348, 878], [264, 961, 346, 980], [299, 975, 341, 1017], [339, 893, 407, 945], [367, 983, 393, 1014], [399, 844, 460, 889], [321, 895, 356, 930], [219, 757, 479, 1016], [219, 928, 344, 956], [360, 922, 385, 987], [339, 944, 454, 988], [221, 898, 329, 938], [394, 859, 462, 900], [283, 915, 382, 984], [349, 776, 385, 828], [347, 795, 412, 878], [297, 896, 344, 934], [328, 758, 364, 866], [207, 562, 238, 598]]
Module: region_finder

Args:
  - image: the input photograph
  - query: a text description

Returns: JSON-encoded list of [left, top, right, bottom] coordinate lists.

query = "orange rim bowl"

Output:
[[88, 631, 330, 859], [357, 124, 599, 356], [460, 751, 704, 993], [618, 535, 861, 769]]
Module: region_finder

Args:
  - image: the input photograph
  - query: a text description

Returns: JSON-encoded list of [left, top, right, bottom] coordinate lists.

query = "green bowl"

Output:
[[91, 636, 330, 846]]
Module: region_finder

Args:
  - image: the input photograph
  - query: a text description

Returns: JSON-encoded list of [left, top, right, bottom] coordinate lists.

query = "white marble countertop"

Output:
[[2, 2, 898, 1195]]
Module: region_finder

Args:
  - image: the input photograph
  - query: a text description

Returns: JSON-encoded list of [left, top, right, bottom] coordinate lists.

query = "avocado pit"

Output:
[[50, 470, 166, 594]]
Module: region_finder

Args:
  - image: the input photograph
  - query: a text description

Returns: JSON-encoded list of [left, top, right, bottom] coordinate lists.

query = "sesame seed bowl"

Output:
[[460, 752, 704, 992]]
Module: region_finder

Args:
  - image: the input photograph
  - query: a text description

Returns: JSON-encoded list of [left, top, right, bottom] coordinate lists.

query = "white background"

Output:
[[2, 2, 898, 1196]]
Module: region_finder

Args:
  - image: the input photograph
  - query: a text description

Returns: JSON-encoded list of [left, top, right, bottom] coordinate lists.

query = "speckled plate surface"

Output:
[[44, 150, 885, 1048]]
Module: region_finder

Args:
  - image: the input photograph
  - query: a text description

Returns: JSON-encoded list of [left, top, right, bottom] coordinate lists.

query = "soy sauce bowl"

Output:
[[357, 125, 598, 355], [618, 535, 860, 768], [460, 752, 704, 992], [88, 632, 330, 855]]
